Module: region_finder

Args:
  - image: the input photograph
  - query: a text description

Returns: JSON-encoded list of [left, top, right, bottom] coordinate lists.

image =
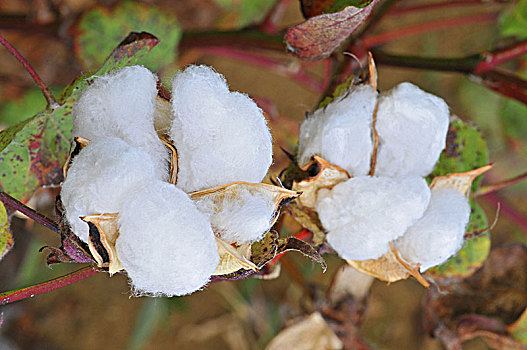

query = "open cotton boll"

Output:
[[394, 188, 471, 272], [60, 138, 158, 243], [316, 176, 431, 260], [298, 85, 377, 176], [193, 187, 275, 244], [116, 181, 219, 297], [72, 65, 168, 180], [375, 82, 449, 177], [170, 65, 273, 192]]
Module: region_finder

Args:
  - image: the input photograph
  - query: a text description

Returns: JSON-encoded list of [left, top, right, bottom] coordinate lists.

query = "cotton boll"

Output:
[[116, 181, 219, 296], [60, 138, 158, 243], [193, 187, 275, 244], [170, 65, 273, 192], [72, 65, 168, 179], [394, 188, 471, 272], [316, 176, 431, 260], [298, 85, 377, 176], [375, 82, 449, 177]]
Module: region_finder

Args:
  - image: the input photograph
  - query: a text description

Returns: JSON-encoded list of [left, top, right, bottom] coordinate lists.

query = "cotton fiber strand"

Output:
[[298, 85, 377, 176], [72, 65, 168, 179], [316, 176, 431, 260], [394, 188, 470, 272], [170, 65, 273, 192], [116, 181, 219, 297], [60, 138, 158, 243], [375, 82, 449, 177], [194, 187, 275, 244]]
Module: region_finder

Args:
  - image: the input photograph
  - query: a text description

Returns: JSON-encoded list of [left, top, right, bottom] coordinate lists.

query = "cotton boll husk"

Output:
[[60, 138, 158, 243], [116, 181, 219, 297], [193, 187, 275, 244], [316, 176, 431, 260], [375, 82, 449, 177], [170, 65, 273, 192], [394, 188, 471, 272], [298, 85, 377, 176], [72, 65, 168, 179]]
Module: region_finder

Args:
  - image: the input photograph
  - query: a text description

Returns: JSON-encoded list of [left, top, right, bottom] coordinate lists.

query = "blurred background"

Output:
[[0, 0, 526, 349]]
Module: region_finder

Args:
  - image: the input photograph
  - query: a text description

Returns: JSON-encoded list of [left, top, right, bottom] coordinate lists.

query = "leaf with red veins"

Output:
[[286, 2, 379, 61]]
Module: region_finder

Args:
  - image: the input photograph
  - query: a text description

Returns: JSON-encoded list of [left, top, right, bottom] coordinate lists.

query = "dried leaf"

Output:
[[293, 155, 350, 210], [430, 165, 493, 195], [63, 136, 90, 177], [290, 155, 350, 245], [285, 2, 378, 61], [55, 196, 93, 263], [160, 138, 178, 185], [214, 237, 258, 276], [83, 213, 123, 274], [266, 312, 343, 350], [154, 96, 172, 138], [301, 0, 374, 18], [191, 181, 300, 242]]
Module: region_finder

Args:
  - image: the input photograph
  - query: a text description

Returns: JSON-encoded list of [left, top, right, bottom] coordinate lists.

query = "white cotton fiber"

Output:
[[72, 65, 168, 180], [60, 138, 158, 243], [170, 65, 273, 192], [375, 82, 449, 177], [116, 181, 219, 297], [193, 187, 275, 244], [298, 85, 377, 176], [394, 188, 470, 272], [316, 176, 431, 260]]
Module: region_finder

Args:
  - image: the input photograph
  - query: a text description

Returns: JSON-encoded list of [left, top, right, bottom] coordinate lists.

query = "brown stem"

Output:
[[0, 266, 99, 306], [0, 33, 59, 109], [474, 171, 527, 197], [475, 40, 527, 74], [0, 192, 60, 233]]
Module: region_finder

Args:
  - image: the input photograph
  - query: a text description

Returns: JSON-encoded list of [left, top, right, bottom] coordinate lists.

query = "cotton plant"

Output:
[[60, 65, 302, 296], [289, 67, 490, 285]]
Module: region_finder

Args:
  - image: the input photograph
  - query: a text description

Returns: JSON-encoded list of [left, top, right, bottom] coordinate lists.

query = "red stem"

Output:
[[0, 266, 99, 306], [388, 0, 495, 16], [197, 46, 327, 92], [0, 33, 58, 109], [362, 12, 497, 48], [0, 192, 60, 233], [475, 40, 527, 74]]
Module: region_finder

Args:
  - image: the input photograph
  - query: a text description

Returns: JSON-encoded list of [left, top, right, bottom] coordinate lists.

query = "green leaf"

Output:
[[509, 307, 527, 345], [301, 0, 374, 18], [426, 119, 491, 282], [215, 0, 278, 29], [74, 2, 181, 72], [0, 202, 13, 260], [500, 0, 527, 39], [0, 32, 160, 205]]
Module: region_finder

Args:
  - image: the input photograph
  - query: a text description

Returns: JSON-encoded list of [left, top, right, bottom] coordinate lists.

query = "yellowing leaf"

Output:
[[83, 213, 123, 274], [0, 202, 13, 261], [266, 312, 343, 350]]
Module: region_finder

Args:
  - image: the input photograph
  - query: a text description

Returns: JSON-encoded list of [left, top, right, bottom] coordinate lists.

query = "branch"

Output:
[[0, 265, 99, 306], [0, 192, 60, 233], [0, 33, 59, 109], [362, 12, 497, 48]]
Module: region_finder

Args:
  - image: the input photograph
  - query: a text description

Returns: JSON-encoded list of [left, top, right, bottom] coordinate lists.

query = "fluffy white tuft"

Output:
[[375, 82, 449, 177], [316, 176, 431, 260], [72, 65, 168, 180], [116, 181, 219, 297], [170, 65, 273, 192], [394, 188, 471, 272], [61, 138, 158, 243], [193, 187, 275, 244], [298, 85, 377, 176]]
